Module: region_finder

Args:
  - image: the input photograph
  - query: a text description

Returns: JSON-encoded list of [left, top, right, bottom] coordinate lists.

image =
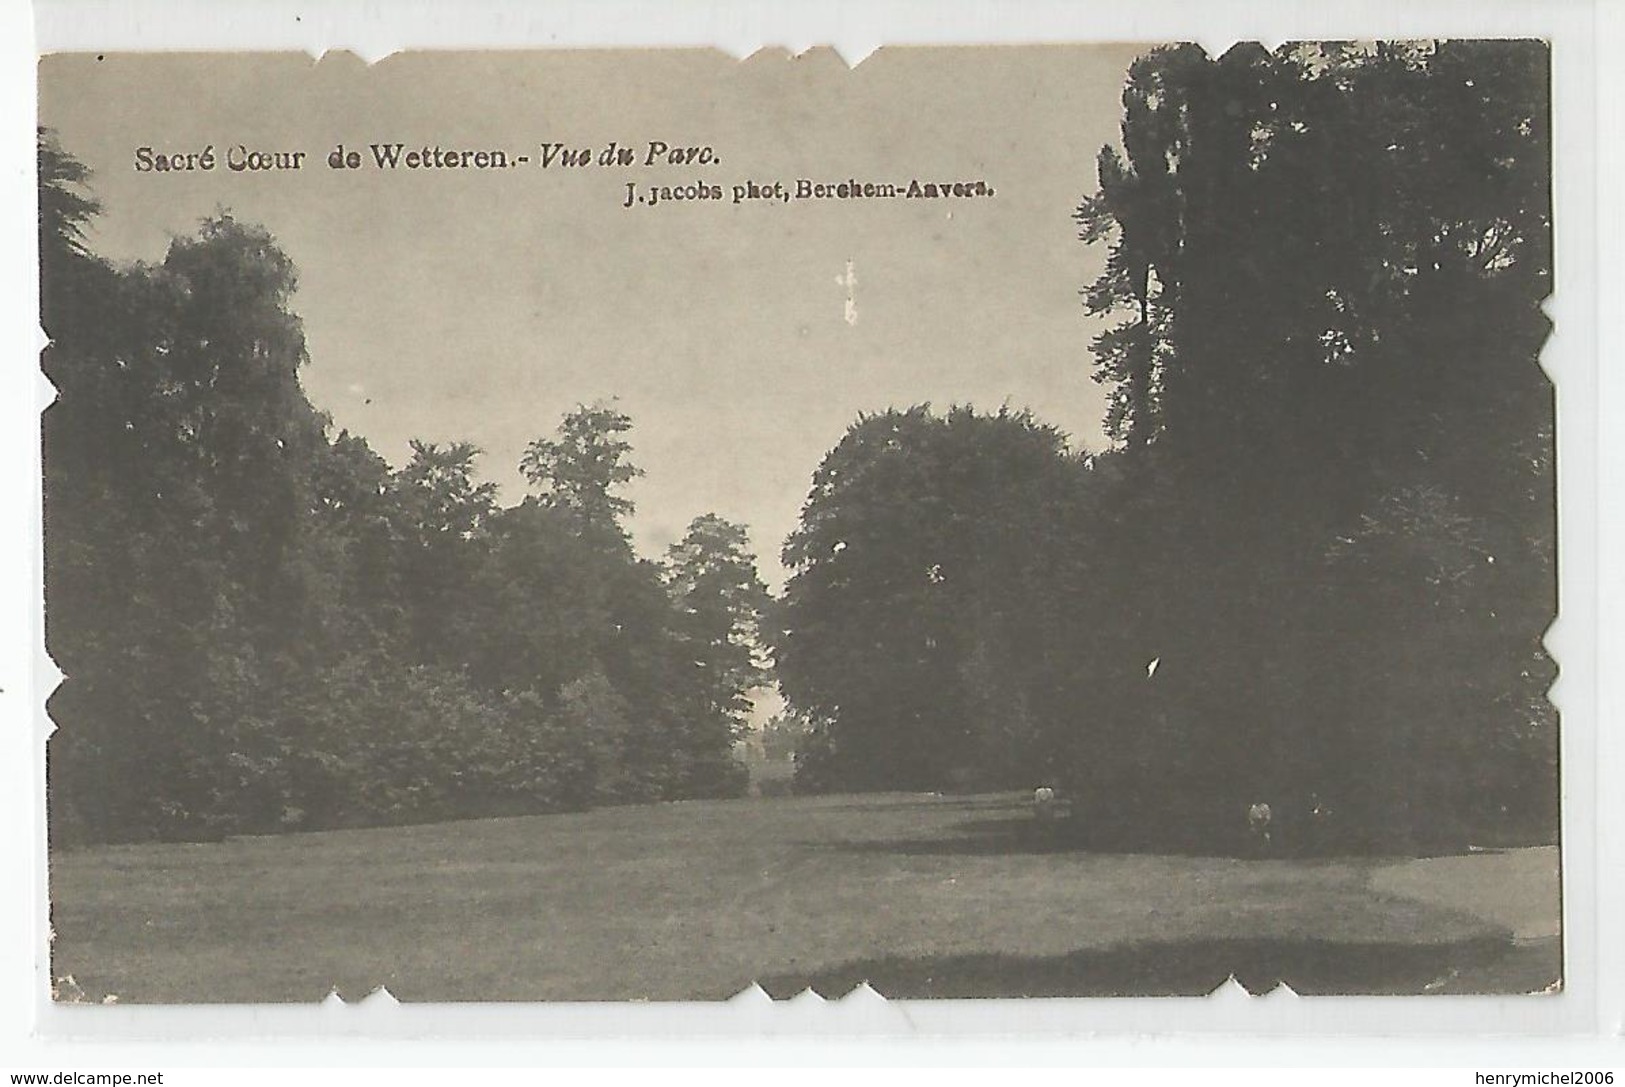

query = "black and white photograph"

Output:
[[33, 40, 1562, 1005]]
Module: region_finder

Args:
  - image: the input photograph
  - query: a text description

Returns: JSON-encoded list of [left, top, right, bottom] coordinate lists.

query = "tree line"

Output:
[[41, 39, 1557, 855], [774, 41, 1556, 853], [40, 135, 770, 843]]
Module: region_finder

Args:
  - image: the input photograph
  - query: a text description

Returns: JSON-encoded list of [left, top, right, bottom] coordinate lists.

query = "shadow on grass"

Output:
[[756, 933, 1558, 999], [820, 818, 1082, 857], [796, 795, 1023, 816], [822, 812, 1494, 862], [819, 814, 1270, 859]]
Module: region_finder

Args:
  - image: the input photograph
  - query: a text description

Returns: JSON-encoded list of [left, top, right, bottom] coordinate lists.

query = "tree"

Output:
[[665, 515, 772, 731], [759, 713, 808, 762], [43, 200, 341, 838], [462, 413, 760, 804], [38, 128, 101, 263], [777, 406, 1093, 792], [394, 439, 498, 665], [304, 429, 406, 655], [41, 143, 763, 840], [663, 514, 771, 795], [1065, 40, 1554, 850], [520, 402, 643, 539]]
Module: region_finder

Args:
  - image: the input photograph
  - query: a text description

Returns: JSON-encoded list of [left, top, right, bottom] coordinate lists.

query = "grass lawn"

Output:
[[47, 791, 1560, 1002]]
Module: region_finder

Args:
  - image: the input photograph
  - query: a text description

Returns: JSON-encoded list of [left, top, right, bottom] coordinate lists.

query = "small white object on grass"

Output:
[[1034, 786, 1060, 821]]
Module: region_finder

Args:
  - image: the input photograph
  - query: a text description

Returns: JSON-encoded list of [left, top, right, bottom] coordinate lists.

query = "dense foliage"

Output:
[[40, 130, 768, 842], [777, 41, 1556, 853], [776, 406, 1094, 793], [42, 39, 1557, 855]]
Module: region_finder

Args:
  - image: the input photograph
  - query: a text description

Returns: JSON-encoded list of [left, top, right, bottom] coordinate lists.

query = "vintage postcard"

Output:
[[34, 42, 1561, 1006]]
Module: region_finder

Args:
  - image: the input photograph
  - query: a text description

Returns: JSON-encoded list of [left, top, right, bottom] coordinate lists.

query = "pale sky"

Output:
[[39, 45, 1143, 588]]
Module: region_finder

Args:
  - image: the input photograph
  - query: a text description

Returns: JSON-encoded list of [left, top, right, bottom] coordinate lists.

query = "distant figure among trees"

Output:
[[1247, 802, 1274, 850]]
